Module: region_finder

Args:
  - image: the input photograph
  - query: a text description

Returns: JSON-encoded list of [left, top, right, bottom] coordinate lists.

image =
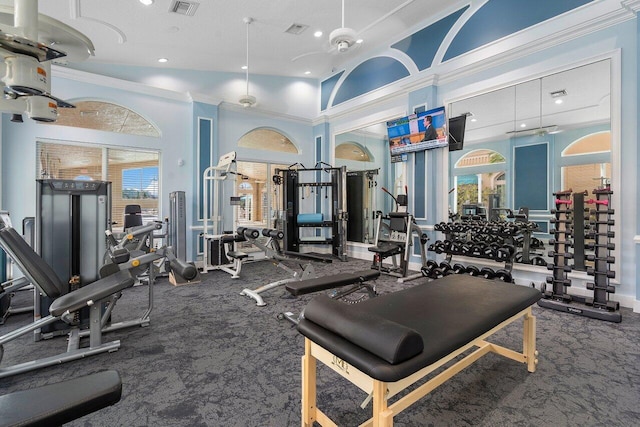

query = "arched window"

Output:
[[561, 131, 611, 192], [335, 142, 373, 162], [238, 128, 298, 153], [453, 149, 506, 214], [50, 100, 160, 137], [562, 132, 611, 156], [455, 149, 505, 168]]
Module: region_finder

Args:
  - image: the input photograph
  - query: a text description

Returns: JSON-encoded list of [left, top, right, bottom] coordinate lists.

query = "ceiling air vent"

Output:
[[169, 0, 200, 16], [285, 23, 309, 35]]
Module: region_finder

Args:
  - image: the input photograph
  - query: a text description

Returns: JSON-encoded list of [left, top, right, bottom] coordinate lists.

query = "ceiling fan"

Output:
[[329, 0, 360, 53], [292, 0, 362, 62]]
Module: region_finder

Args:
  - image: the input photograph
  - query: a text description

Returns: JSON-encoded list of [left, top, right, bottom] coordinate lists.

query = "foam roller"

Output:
[[261, 228, 284, 239], [296, 213, 323, 224], [169, 258, 198, 281], [237, 227, 260, 239]]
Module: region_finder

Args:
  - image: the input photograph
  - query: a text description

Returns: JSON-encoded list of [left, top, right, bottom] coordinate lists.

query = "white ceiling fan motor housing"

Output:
[[239, 94, 256, 108], [329, 27, 357, 52]]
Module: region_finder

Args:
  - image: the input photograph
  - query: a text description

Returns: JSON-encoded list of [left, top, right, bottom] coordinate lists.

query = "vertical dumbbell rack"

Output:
[[539, 191, 574, 307], [539, 189, 621, 323], [581, 188, 621, 322]]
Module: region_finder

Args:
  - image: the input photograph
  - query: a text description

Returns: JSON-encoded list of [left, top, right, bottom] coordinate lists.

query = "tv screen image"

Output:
[[387, 106, 447, 162], [387, 107, 467, 162]]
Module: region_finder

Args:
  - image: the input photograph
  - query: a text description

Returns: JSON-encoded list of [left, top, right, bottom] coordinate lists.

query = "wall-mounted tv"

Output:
[[448, 114, 467, 152], [387, 106, 447, 162]]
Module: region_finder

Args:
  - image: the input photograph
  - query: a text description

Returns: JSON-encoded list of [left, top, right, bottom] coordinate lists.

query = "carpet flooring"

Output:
[[1, 258, 639, 426]]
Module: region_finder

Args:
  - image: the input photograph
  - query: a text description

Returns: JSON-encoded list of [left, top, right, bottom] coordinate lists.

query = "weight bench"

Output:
[[297, 274, 541, 426], [285, 270, 379, 297], [278, 270, 380, 324], [0, 370, 122, 427], [0, 227, 135, 379], [239, 227, 318, 306]]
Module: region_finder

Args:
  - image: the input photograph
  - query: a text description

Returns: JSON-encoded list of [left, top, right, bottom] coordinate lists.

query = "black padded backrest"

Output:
[[388, 212, 408, 232], [0, 227, 64, 298], [123, 204, 143, 229]]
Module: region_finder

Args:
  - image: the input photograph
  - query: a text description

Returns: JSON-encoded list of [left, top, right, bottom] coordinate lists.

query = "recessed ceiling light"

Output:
[[140, 0, 154, 5], [158, 58, 168, 63], [241, 65, 248, 70], [520, 123, 527, 128], [356, 39, 363, 44], [314, 31, 323, 38], [471, 118, 477, 122], [555, 99, 563, 105], [304, 71, 311, 75]]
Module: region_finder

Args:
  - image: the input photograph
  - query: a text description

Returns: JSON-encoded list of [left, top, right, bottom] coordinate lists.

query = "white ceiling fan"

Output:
[[329, 0, 360, 53], [292, 0, 362, 62]]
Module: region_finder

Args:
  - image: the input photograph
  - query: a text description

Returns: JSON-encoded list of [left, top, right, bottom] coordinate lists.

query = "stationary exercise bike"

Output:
[[368, 187, 428, 283]]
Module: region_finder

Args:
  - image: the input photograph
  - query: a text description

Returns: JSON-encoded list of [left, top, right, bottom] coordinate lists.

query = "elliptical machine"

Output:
[[368, 187, 428, 283]]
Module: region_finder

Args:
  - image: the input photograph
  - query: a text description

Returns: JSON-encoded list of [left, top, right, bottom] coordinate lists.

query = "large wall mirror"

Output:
[[334, 123, 392, 244], [447, 59, 612, 269]]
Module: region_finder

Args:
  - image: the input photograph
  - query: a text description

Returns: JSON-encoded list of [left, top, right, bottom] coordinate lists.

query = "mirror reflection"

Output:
[[335, 59, 612, 272]]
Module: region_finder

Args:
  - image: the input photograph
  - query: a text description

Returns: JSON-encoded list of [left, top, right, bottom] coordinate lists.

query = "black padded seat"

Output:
[[0, 227, 63, 298], [49, 270, 135, 317], [285, 270, 379, 296], [227, 251, 248, 260], [298, 274, 541, 382], [0, 370, 122, 427], [368, 242, 403, 256]]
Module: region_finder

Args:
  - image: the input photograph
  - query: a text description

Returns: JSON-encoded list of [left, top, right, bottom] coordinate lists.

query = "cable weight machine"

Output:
[[275, 163, 348, 262]]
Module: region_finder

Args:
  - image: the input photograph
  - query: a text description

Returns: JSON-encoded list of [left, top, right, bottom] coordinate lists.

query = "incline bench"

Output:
[[0, 227, 135, 378], [297, 274, 541, 426]]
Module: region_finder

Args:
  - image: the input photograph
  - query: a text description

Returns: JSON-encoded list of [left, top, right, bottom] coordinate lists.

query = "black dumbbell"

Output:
[[465, 265, 481, 276], [495, 269, 513, 283], [453, 263, 466, 274], [480, 267, 496, 279]]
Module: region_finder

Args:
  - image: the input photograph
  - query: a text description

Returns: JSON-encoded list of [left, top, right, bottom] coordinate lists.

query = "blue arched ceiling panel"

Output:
[[332, 57, 409, 106], [320, 71, 344, 111], [391, 6, 469, 71], [443, 0, 594, 61]]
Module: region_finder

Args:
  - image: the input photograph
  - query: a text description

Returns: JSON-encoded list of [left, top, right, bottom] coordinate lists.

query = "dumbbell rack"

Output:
[[539, 189, 621, 323], [582, 188, 620, 322], [539, 190, 574, 307], [426, 220, 515, 282]]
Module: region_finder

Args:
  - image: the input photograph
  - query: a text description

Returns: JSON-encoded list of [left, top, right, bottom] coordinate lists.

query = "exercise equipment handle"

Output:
[[585, 198, 609, 206]]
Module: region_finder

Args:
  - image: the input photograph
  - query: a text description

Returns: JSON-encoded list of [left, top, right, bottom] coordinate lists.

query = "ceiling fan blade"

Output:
[[356, 0, 416, 37], [291, 50, 326, 62]]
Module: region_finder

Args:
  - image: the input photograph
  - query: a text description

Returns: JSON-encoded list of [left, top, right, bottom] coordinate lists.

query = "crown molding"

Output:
[[52, 65, 192, 102]]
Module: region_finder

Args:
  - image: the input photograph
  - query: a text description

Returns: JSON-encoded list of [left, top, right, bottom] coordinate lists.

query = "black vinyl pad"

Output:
[[304, 295, 423, 364], [285, 270, 379, 296], [49, 270, 135, 317], [0, 370, 122, 427], [0, 227, 63, 298], [297, 275, 541, 382]]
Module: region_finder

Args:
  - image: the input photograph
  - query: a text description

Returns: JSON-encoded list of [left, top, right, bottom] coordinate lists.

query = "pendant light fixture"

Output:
[[239, 17, 256, 108]]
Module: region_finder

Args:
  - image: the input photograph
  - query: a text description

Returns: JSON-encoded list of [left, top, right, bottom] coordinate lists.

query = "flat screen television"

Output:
[[448, 114, 467, 152], [387, 106, 447, 162]]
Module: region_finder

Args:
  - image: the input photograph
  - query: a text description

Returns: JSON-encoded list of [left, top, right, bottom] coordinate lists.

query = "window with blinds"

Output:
[[36, 142, 160, 232]]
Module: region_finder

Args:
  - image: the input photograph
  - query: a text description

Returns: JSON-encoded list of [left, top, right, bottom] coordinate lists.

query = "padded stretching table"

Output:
[[297, 274, 542, 426]]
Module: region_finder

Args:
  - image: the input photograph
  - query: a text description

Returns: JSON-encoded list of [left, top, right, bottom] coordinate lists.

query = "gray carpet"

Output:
[[1, 258, 639, 426]]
